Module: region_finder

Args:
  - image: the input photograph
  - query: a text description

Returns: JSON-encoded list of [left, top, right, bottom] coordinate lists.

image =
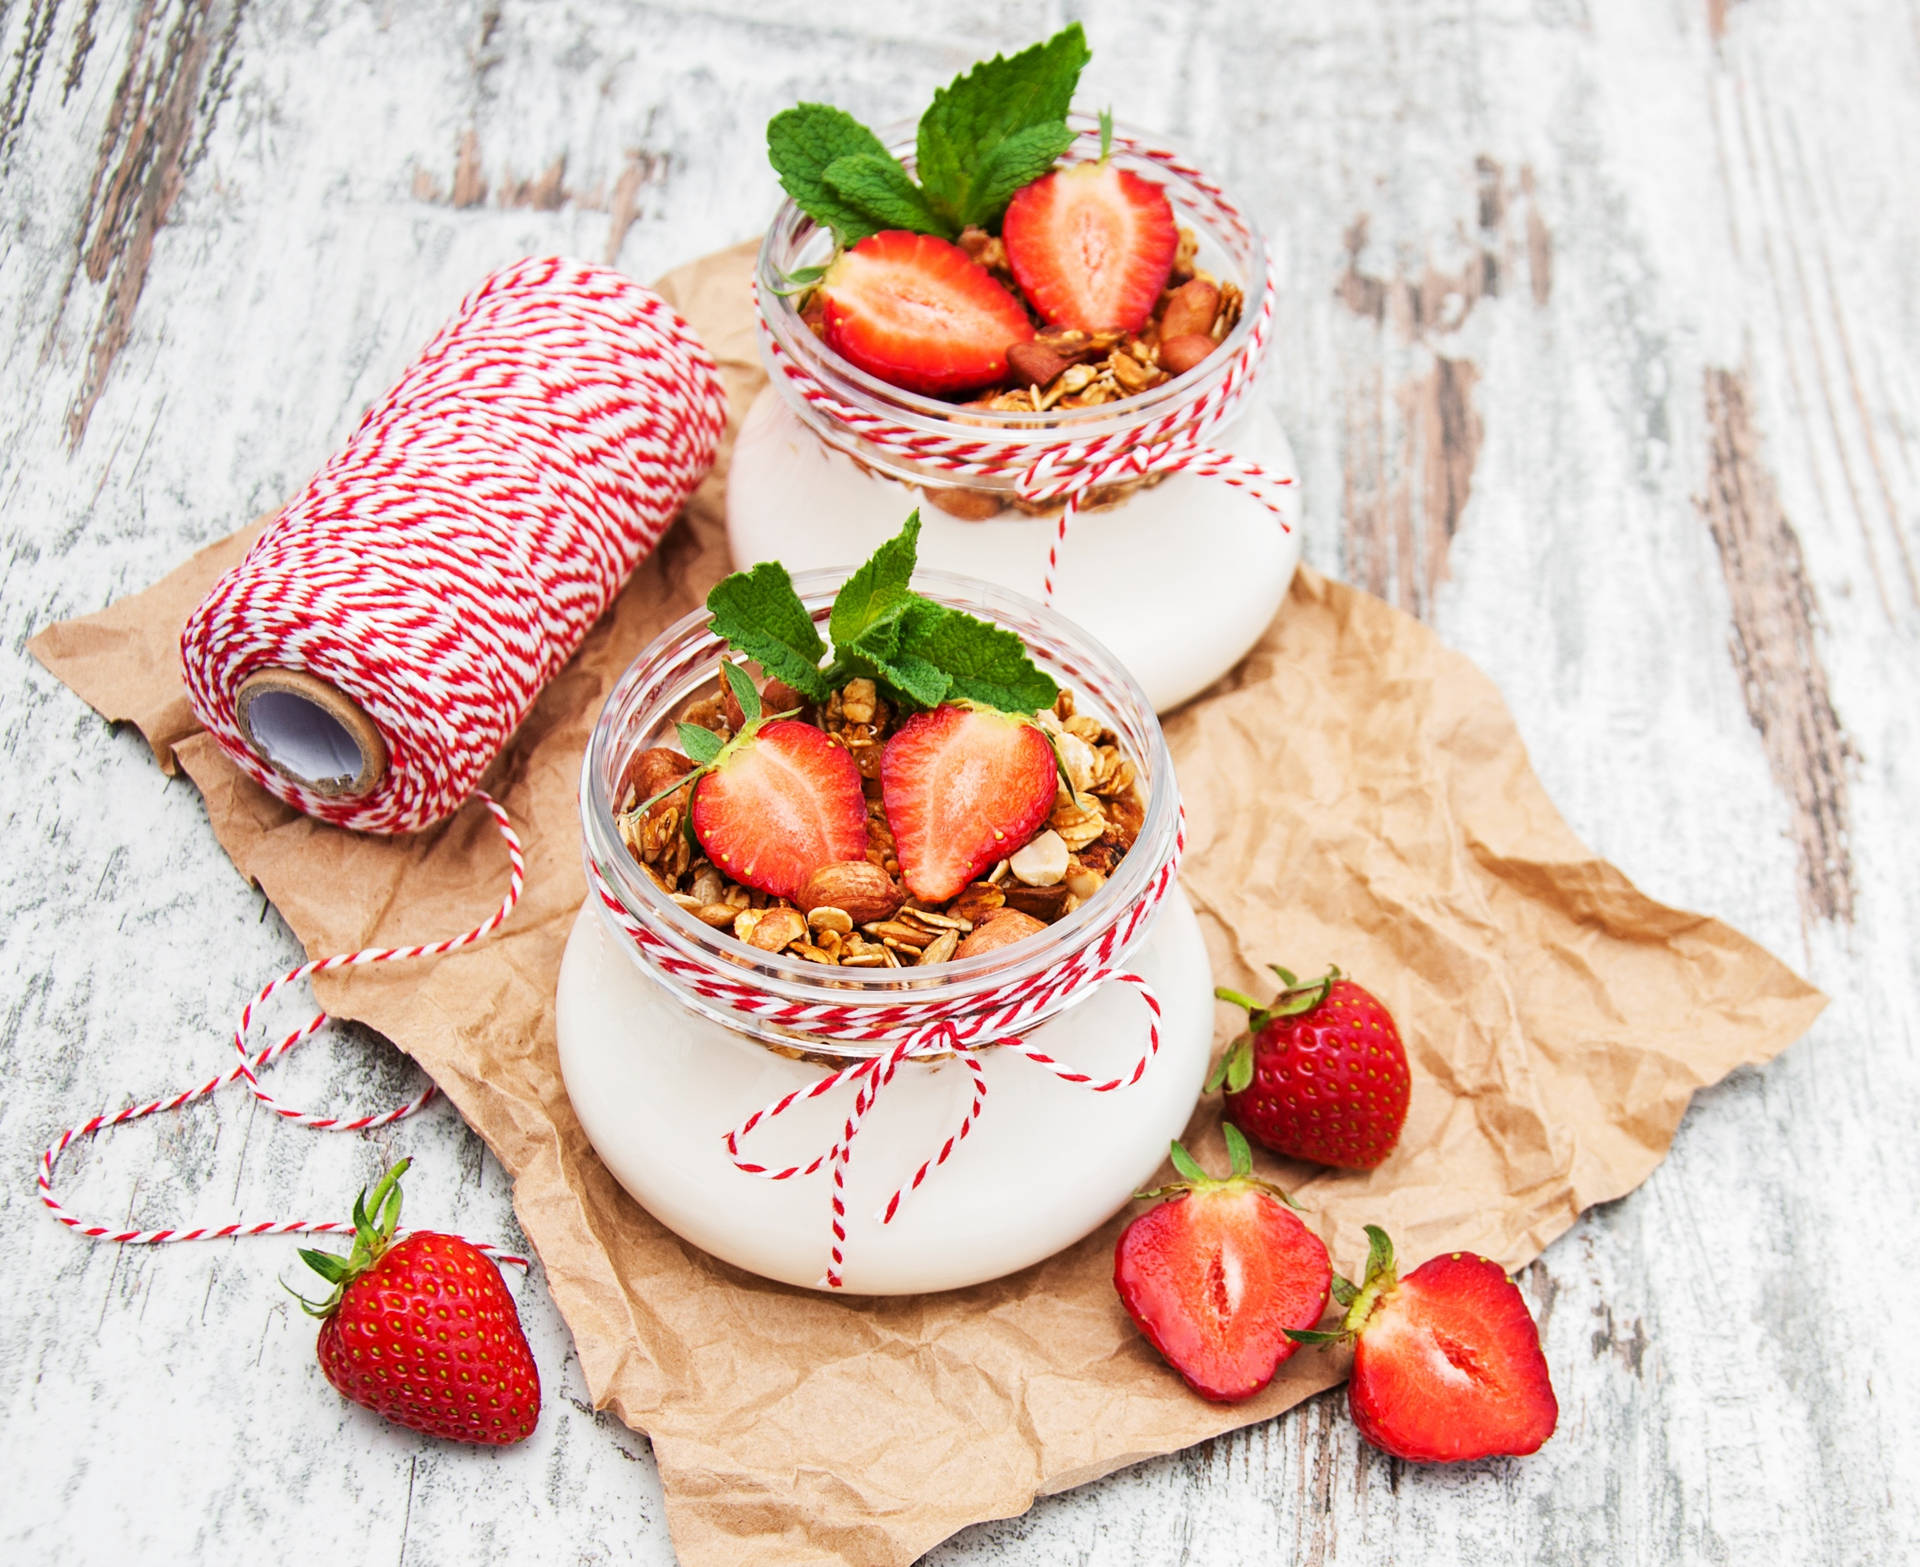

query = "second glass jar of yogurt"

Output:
[[728, 117, 1301, 714]]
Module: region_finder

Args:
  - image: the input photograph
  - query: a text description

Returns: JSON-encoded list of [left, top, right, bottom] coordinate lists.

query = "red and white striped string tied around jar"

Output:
[[755, 126, 1295, 605], [40, 256, 727, 1267]]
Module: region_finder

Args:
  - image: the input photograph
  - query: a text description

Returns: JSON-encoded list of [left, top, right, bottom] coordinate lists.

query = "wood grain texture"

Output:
[[1, 2, 1915, 1563]]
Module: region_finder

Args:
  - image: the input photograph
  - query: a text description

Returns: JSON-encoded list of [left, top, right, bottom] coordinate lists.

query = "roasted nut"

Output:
[[1108, 350, 1158, 393], [1008, 340, 1077, 389], [924, 485, 1005, 521], [839, 678, 877, 726], [748, 907, 807, 953], [1002, 881, 1071, 921], [761, 677, 810, 716], [732, 907, 762, 944], [622, 747, 694, 815], [798, 860, 904, 925], [806, 905, 854, 936], [694, 902, 739, 928], [954, 908, 1048, 959], [1064, 862, 1106, 901], [1009, 829, 1069, 887], [1158, 333, 1216, 376], [719, 659, 749, 730], [1160, 279, 1221, 341], [1064, 714, 1105, 744]]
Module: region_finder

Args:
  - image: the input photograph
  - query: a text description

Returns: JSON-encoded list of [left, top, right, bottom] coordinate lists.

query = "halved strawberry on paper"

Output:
[[1114, 1126, 1334, 1403], [880, 703, 1057, 904], [1002, 160, 1178, 334], [817, 231, 1034, 396], [691, 719, 868, 901]]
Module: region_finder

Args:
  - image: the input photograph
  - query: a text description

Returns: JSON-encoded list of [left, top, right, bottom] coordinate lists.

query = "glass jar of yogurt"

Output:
[[555, 568, 1215, 1294], [726, 118, 1301, 715]]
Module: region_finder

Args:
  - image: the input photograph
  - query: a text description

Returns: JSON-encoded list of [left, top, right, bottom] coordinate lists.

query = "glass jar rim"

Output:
[[579, 566, 1184, 1054], [754, 113, 1269, 450]]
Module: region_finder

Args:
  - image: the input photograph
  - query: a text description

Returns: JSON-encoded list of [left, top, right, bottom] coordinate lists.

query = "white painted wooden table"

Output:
[[3, 3, 1915, 1561]]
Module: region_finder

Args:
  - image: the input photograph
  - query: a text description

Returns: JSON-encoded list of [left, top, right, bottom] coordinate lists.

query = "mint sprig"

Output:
[[765, 24, 1090, 248], [915, 25, 1090, 232], [702, 512, 1058, 717]]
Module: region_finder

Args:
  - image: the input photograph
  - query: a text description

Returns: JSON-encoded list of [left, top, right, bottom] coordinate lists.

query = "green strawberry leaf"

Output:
[[677, 723, 725, 766], [1167, 1139, 1210, 1184], [766, 104, 900, 245], [721, 661, 762, 725], [1224, 1038, 1256, 1094], [829, 510, 922, 649], [822, 153, 951, 237], [1222, 1122, 1253, 1178], [1285, 1328, 1349, 1346], [298, 1248, 350, 1284], [915, 23, 1090, 231], [1098, 105, 1114, 161], [1330, 1274, 1360, 1307], [706, 561, 832, 701], [893, 599, 1058, 713], [1270, 965, 1299, 988], [1362, 1224, 1397, 1288]]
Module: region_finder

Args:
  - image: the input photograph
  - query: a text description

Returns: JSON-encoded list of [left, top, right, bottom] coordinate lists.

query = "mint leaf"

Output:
[[969, 120, 1077, 226], [767, 104, 899, 245], [705, 561, 832, 701], [839, 630, 952, 711], [677, 723, 724, 766], [822, 153, 951, 238], [894, 600, 1058, 713], [829, 510, 922, 649], [915, 24, 1090, 231], [721, 660, 762, 724]]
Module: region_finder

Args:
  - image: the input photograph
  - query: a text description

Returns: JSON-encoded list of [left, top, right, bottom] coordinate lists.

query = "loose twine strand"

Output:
[[40, 257, 728, 1269], [590, 809, 1187, 1288]]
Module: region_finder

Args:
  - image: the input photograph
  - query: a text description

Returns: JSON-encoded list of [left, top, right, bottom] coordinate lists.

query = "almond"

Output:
[[797, 860, 904, 926], [1159, 279, 1221, 341], [761, 677, 811, 716], [954, 908, 1047, 959], [925, 485, 1005, 522], [1158, 333, 1216, 376]]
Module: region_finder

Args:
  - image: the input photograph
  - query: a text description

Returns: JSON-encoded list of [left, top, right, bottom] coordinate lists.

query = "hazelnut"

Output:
[[622, 747, 693, 815]]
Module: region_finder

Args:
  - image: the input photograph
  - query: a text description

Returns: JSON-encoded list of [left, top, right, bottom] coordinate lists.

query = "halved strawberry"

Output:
[[817, 231, 1034, 396], [1114, 1126, 1334, 1403], [1002, 161, 1178, 333], [879, 703, 1057, 904], [1291, 1227, 1558, 1462], [690, 719, 867, 901]]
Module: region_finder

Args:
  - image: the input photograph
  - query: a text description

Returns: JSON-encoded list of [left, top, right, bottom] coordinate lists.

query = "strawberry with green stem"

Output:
[[1113, 1124, 1333, 1402], [1288, 1226, 1558, 1462], [1211, 965, 1412, 1170], [292, 1159, 540, 1446]]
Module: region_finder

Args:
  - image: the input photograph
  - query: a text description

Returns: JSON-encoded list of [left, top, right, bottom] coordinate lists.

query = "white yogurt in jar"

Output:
[[554, 888, 1214, 1294], [726, 389, 1302, 713]]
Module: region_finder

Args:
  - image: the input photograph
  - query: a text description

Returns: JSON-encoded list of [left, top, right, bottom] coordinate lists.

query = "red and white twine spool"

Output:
[[44, 257, 726, 1268], [589, 808, 1188, 1289], [757, 129, 1295, 604], [184, 255, 727, 835]]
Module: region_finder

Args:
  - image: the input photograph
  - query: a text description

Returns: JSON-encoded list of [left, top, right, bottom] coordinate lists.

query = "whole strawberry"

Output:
[[1290, 1226, 1558, 1462], [1113, 1125, 1332, 1402], [1211, 965, 1411, 1170], [294, 1160, 540, 1446]]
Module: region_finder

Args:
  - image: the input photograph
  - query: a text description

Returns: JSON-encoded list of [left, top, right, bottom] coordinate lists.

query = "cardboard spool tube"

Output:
[[234, 668, 389, 799]]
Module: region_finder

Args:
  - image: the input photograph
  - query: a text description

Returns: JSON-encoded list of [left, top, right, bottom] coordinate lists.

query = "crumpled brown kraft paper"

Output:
[[29, 239, 1823, 1567]]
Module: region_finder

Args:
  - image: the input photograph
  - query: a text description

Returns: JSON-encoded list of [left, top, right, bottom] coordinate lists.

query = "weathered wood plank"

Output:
[[2, 1, 1916, 1563]]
